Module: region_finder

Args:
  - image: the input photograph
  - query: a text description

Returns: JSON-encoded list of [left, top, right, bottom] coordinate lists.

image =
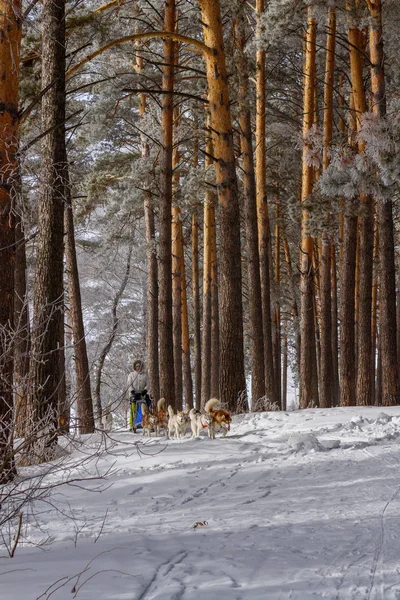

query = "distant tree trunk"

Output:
[[368, 0, 399, 405], [371, 221, 379, 405], [145, 194, 160, 402], [158, 0, 175, 406], [210, 204, 220, 399], [14, 191, 30, 438], [299, 10, 318, 409], [0, 0, 21, 482], [94, 243, 133, 422], [331, 245, 339, 406], [255, 0, 276, 406], [136, 45, 160, 404], [348, 18, 374, 406], [180, 223, 193, 408], [340, 89, 358, 407], [274, 195, 281, 408], [201, 149, 213, 407], [283, 234, 300, 376], [319, 7, 336, 409], [235, 16, 265, 405], [192, 209, 201, 407], [65, 161, 94, 434], [375, 328, 382, 406], [199, 0, 246, 410], [282, 324, 288, 411], [172, 181, 183, 409], [29, 0, 66, 461]]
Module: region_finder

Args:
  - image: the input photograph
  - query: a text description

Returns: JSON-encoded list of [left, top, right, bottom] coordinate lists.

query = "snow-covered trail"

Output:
[[3, 407, 400, 599]]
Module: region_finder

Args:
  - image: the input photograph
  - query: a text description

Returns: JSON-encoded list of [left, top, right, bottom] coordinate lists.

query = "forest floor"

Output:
[[3, 405, 400, 599]]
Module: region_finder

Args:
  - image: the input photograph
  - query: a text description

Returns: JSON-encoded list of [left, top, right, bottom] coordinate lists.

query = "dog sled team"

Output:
[[102, 358, 232, 438]]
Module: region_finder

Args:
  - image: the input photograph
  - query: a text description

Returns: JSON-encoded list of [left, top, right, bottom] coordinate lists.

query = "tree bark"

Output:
[[192, 209, 201, 407], [235, 16, 265, 406], [210, 203, 220, 399], [172, 171, 183, 409], [319, 8, 336, 409], [299, 10, 318, 409], [348, 17, 374, 406], [201, 139, 213, 407], [180, 221, 193, 408], [29, 0, 66, 461], [65, 163, 94, 434], [255, 0, 276, 406], [14, 187, 30, 438], [0, 0, 21, 482], [158, 0, 176, 406], [199, 0, 246, 410], [145, 194, 160, 402], [274, 195, 281, 408]]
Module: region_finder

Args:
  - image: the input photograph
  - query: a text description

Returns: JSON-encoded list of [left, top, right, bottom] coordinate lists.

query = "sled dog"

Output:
[[167, 405, 188, 439], [142, 404, 159, 437], [157, 398, 169, 435], [189, 408, 213, 438], [204, 398, 232, 439]]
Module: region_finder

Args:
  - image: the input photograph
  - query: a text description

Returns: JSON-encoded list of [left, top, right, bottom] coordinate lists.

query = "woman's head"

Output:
[[133, 359, 143, 372]]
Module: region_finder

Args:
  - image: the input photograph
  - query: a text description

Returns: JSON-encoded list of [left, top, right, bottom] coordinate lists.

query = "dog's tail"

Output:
[[157, 398, 166, 412], [189, 407, 198, 419], [168, 405, 175, 418], [205, 398, 220, 413]]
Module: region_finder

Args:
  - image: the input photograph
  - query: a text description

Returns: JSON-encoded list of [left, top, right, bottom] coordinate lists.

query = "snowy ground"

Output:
[[3, 406, 400, 599]]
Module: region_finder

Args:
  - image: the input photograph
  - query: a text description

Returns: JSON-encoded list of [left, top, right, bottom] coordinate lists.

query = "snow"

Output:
[[3, 406, 400, 599]]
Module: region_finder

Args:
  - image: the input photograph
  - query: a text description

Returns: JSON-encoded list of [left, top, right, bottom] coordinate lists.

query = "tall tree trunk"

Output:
[[255, 0, 276, 406], [371, 220, 379, 405], [340, 93, 358, 407], [14, 192, 30, 438], [172, 149, 183, 409], [0, 0, 21, 482], [299, 10, 318, 409], [191, 123, 201, 407], [199, 0, 246, 410], [192, 209, 201, 407], [201, 135, 213, 408], [235, 16, 265, 405], [210, 203, 220, 399], [65, 162, 94, 434], [348, 15, 374, 406], [94, 243, 133, 422], [319, 7, 336, 409], [368, 0, 399, 405], [274, 195, 281, 408], [180, 222, 193, 408], [145, 194, 160, 402], [136, 40, 160, 404], [282, 323, 288, 411], [158, 0, 176, 406], [29, 0, 66, 461], [331, 245, 339, 406]]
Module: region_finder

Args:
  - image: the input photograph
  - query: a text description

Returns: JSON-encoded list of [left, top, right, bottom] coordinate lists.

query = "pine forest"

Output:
[[1, 0, 400, 478]]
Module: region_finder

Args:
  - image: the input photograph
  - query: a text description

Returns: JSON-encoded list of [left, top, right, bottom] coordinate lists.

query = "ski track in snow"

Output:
[[3, 407, 400, 599]]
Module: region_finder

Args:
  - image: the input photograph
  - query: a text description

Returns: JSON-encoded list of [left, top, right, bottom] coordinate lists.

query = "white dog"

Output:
[[167, 405, 188, 439], [189, 408, 213, 438]]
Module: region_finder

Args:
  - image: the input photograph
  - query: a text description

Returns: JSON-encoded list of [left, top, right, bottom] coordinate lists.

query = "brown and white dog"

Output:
[[167, 405, 188, 439], [142, 404, 160, 437], [204, 398, 232, 439], [189, 407, 213, 438], [157, 398, 169, 436]]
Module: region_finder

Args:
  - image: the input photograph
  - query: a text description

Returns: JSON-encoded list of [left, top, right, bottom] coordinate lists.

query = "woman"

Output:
[[127, 359, 150, 431]]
